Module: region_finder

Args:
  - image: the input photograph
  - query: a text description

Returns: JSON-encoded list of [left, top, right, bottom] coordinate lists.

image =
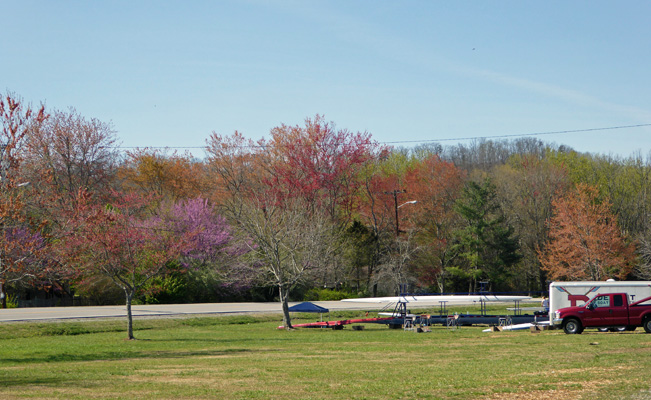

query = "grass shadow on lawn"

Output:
[[0, 347, 257, 365], [1, 377, 67, 388]]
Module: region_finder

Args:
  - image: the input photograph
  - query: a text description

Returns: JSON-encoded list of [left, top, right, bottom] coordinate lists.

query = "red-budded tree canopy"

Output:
[[61, 190, 195, 339]]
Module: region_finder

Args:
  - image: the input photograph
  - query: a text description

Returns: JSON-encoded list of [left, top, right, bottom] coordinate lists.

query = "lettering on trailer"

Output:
[[556, 286, 600, 306], [567, 294, 589, 306]]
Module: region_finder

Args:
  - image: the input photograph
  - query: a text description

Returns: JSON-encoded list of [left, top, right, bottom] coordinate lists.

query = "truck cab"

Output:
[[583, 293, 629, 327]]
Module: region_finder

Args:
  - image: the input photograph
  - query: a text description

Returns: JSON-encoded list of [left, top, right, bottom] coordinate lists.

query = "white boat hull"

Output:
[[341, 295, 531, 304]]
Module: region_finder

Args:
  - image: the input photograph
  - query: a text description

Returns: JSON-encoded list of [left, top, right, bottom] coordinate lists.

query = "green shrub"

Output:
[[141, 275, 188, 304], [40, 324, 92, 336], [5, 294, 19, 308], [181, 315, 266, 327], [303, 288, 354, 301]]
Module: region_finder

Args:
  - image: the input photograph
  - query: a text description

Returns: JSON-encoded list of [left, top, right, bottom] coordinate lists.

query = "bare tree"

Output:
[[232, 195, 338, 329], [23, 107, 120, 205], [372, 231, 420, 296], [634, 235, 651, 280], [206, 132, 340, 329], [492, 155, 569, 292]]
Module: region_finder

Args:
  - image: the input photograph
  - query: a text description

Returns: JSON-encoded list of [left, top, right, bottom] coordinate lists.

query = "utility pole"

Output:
[[385, 190, 405, 237], [384, 190, 406, 236]]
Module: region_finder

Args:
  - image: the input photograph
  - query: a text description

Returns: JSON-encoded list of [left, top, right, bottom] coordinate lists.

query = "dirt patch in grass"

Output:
[[6, 386, 128, 400], [484, 379, 608, 400], [129, 373, 257, 387], [521, 365, 633, 377]]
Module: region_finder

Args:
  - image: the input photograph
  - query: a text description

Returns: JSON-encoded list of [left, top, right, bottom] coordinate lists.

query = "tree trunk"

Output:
[[125, 289, 135, 340], [0, 280, 6, 309], [539, 267, 547, 294], [279, 285, 293, 330]]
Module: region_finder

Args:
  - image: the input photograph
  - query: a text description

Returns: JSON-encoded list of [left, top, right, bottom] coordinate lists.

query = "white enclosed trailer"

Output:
[[549, 281, 651, 317]]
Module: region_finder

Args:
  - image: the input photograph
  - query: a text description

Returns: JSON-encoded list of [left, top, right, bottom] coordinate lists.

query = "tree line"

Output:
[[1, 92, 648, 333]]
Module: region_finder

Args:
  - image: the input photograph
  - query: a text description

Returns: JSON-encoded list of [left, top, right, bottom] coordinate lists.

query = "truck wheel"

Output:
[[644, 317, 651, 334], [598, 327, 609, 332], [563, 318, 583, 334]]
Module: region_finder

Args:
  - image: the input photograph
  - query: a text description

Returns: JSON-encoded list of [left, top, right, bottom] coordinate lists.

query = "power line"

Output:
[[383, 123, 651, 145], [113, 123, 651, 150]]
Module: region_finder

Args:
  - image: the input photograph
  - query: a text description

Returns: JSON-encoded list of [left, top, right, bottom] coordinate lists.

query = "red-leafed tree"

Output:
[[266, 115, 381, 222], [356, 168, 403, 294], [61, 190, 194, 339], [360, 170, 402, 236], [0, 227, 50, 307], [538, 184, 635, 281], [404, 154, 466, 292], [0, 93, 47, 307]]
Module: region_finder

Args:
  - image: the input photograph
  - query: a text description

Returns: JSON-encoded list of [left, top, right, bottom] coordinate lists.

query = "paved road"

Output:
[[0, 301, 373, 322], [0, 298, 540, 323]]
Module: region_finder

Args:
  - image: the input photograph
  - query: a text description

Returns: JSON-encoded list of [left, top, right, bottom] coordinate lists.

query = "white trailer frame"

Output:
[[549, 281, 651, 318]]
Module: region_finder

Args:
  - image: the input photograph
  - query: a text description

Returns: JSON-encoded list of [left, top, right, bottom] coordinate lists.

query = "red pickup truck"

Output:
[[553, 292, 651, 334]]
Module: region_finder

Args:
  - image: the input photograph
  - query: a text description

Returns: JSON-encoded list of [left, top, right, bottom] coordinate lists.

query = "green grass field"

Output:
[[1, 312, 650, 400]]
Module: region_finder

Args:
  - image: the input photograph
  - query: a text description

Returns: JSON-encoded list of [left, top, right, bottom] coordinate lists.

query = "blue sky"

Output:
[[3, 1, 651, 158]]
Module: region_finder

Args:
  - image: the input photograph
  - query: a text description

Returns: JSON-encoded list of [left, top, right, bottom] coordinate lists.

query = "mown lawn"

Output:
[[1, 313, 650, 399]]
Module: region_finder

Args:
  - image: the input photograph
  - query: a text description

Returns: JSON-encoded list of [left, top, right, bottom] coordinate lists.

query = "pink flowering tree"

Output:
[[169, 198, 243, 263], [166, 198, 251, 296]]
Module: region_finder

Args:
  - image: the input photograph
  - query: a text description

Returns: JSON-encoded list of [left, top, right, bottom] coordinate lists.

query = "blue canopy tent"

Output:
[[288, 302, 329, 321]]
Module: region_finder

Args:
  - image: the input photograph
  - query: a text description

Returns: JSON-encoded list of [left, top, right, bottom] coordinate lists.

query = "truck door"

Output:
[[609, 294, 629, 326], [582, 295, 612, 327]]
